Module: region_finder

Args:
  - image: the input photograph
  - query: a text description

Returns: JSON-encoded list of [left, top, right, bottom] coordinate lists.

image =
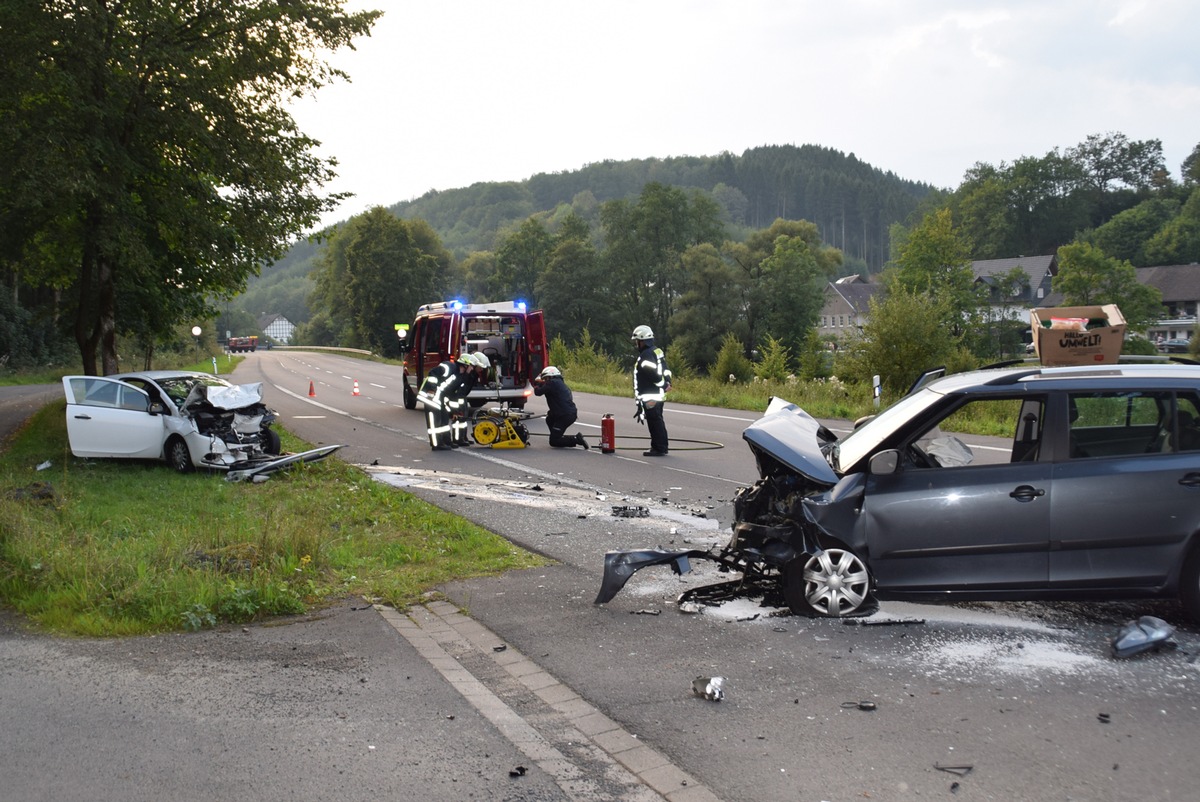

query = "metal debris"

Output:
[[935, 764, 974, 776], [631, 609, 661, 616], [611, 505, 649, 518]]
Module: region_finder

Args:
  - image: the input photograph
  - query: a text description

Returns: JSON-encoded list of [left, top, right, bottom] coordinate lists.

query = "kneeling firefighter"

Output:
[[533, 366, 589, 449], [417, 353, 475, 451]]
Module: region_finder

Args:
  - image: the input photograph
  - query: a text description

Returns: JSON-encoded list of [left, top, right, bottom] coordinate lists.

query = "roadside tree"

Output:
[[0, 1, 379, 374]]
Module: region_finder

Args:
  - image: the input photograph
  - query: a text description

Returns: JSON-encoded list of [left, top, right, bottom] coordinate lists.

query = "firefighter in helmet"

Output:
[[533, 365, 589, 449], [631, 324, 671, 456], [446, 352, 491, 447], [417, 353, 475, 450]]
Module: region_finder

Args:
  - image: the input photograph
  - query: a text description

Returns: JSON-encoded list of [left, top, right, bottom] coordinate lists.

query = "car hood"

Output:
[[742, 397, 840, 486], [182, 382, 264, 412]]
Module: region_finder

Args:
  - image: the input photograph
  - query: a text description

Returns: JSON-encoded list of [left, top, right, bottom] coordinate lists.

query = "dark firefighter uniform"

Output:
[[417, 357, 471, 450], [632, 325, 672, 456], [533, 367, 589, 449]]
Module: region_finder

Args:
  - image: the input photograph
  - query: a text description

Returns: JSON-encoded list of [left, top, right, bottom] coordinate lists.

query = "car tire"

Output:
[[403, 381, 417, 410], [166, 436, 195, 474], [782, 546, 871, 617], [261, 427, 282, 455], [1179, 546, 1200, 623]]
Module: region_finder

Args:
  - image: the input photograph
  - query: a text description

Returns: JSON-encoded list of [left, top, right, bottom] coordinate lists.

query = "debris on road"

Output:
[[1110, 615, 1177, 658], [692, 676, 725, 701], [611, 505, 649, 518]]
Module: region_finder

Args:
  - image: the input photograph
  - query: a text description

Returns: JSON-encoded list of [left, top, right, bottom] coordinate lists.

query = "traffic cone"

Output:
[[308, 379, 315, 397], [352, 380, 360, 396]]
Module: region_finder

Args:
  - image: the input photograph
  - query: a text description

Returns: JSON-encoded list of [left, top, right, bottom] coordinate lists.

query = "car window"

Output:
[[905, 397, 1033, 469], [1171, 393, 1200, 452], [1067, 391, 1171, 458]]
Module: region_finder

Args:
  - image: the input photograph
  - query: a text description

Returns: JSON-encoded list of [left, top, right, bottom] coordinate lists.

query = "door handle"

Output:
[[1009, 485, 1045, 501], [73, 414, 92, 420], [1180, 473, 1200, 488]]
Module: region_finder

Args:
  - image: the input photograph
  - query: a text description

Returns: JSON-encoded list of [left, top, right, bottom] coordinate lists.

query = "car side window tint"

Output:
[[1173, 393, 1200, 452], [1068, 391, 1171, 458]]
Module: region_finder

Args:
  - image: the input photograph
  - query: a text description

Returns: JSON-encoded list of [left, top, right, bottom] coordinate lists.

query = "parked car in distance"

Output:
[[61, 371, 329, 476], [1160, 338, 1191, 354], [599, 361, 1200, 622]]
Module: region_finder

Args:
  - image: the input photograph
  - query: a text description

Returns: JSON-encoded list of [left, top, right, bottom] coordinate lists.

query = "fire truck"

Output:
[[227, 335, 258, 353], [398, 300, 546, 410]]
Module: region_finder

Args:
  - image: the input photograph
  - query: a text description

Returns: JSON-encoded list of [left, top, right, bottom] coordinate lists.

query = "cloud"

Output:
[[290, 0, 1200, 228]]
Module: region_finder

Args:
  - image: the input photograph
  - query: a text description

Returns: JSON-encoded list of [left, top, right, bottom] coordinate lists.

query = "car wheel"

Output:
[[261, 427, 282, 455], [1179, 547, 1200, 623], [403, 381, 417, 410], [782, 547, 871, 617], [166, 436, 195, 474]]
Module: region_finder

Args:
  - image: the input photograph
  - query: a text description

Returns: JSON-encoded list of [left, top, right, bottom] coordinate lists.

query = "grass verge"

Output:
[[0, 401, 547, 637]]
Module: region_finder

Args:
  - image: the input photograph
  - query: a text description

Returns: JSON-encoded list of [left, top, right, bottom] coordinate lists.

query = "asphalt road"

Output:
[[4, 354, 1200, 801]]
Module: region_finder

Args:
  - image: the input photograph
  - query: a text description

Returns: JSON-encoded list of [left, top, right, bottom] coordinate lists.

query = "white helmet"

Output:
[[631, 325, 654, 341], [471, 353, 490, 370], [538, 366, 561, 380], [457, 353, 475, 365]]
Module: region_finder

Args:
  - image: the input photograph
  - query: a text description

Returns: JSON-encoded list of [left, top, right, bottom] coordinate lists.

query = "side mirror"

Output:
[[868, 450, 900, 475], [148, 401, 167, 416]]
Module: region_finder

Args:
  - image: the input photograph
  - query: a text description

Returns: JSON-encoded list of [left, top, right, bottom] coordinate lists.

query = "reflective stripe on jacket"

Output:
[[633, 342, 671, 403]]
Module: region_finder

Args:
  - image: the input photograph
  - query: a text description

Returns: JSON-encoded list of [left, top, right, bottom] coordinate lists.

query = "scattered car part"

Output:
[[692, 676, 725, 701], [1111, 615, 1177, 658], [224, 444, 344, 482], [611, 505, 649, 518]]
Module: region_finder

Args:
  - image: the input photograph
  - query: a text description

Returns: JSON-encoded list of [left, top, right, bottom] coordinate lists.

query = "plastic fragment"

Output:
[[692, 676, 725, 701], [1111, 615, 1176, 658]]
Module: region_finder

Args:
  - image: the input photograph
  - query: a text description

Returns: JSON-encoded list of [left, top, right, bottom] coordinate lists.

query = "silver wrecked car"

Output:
[[62, 371, 337, 476], [597, 361, 1200, 621]]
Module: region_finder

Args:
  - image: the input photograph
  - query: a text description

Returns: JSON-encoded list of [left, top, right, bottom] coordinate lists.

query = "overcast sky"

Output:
[[289, 0, 1199, 230]]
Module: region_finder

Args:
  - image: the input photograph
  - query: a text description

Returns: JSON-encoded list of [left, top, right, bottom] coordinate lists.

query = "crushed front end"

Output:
[[595, 398, 862, 614]]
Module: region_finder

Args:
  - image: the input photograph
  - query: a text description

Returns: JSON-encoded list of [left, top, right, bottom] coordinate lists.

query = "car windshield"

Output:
[[156, 375, 231, 407], [831, 386, 947, 472]]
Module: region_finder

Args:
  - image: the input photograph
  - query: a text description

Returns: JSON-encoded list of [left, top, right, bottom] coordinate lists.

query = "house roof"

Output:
[[257, 313, 291, 329], [1135, 264, 1200, 301], [826, 278, 881, 315], [971, 254, 1057, 289]]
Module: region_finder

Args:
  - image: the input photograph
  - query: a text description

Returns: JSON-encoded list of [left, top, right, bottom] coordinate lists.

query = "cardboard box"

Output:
[[1031, 304, 1126, 366]]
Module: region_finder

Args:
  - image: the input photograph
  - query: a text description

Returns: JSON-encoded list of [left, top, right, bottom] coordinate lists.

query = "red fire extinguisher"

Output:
[[600, 414, 615, 453]]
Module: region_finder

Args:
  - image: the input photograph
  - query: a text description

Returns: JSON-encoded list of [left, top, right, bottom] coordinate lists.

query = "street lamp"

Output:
[[191, 326, 202, 355]]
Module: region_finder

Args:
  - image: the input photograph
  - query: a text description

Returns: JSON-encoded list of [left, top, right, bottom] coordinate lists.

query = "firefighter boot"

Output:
[[575, 433, 590, 450]]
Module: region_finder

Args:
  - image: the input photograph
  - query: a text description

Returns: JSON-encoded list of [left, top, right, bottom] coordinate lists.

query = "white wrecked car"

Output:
[[62, 371, 338, 477]]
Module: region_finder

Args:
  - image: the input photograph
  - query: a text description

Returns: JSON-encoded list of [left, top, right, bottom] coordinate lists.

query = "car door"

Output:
[[62, 377, 162, 459], [860, 395, 1052, 593], [1049, 389, 1200, 590]]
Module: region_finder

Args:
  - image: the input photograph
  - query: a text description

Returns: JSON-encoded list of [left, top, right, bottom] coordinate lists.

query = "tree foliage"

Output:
[[1053, 242, 1163, 332], [0, 0, 380, 374], [305, 208, 449, 356]]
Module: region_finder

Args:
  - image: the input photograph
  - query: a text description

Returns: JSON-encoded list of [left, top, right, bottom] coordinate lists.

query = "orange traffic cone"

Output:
[[352, 380, 360, 396], [308, 380, 316, 397]]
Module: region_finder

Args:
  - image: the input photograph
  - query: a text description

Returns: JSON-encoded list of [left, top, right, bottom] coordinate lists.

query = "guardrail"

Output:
[[240, 345, 376, 356]]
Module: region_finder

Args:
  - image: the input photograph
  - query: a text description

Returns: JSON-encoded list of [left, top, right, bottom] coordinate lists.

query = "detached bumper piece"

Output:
[[594, 549, 709, 604], [225, 445, 344, 483]]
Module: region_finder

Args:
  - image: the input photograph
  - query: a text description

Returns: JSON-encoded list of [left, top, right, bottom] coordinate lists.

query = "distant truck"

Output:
[[228, 335, 258, 353], [398, 300, 546, 409]]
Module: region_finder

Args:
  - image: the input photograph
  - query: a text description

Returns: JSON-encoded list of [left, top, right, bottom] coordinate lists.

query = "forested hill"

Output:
[[244, 143, 937, 331], [387, 144, 937, 268]]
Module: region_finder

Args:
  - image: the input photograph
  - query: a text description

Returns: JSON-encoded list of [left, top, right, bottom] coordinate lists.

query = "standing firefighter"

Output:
[[417, 353, 474, 450], [447, 353, 491, 447], [631, 325, 672, 456], [533, 366, 590, 449]]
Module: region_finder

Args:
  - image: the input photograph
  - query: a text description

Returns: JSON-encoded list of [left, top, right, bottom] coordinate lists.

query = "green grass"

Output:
[[0, 402, 547, 637]]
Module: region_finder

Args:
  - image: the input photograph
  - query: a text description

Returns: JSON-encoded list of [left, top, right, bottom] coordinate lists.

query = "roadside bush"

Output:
[[711, 332, 753, 383]]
